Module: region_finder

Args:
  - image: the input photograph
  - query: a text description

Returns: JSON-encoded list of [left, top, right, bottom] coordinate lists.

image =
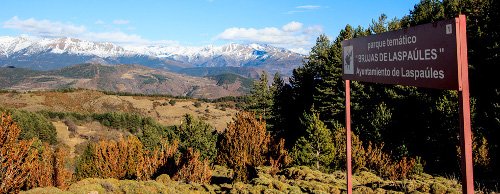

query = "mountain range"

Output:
[[0, 63, 253, 99], [0, 36, 304, 77]]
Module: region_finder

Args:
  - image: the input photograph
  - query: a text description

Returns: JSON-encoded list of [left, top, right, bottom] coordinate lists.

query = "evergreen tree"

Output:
[[291, 109, 335, 171], [247, 71, 273, 121], [269, 72, 293, 138], [177, 114, 217, 162]]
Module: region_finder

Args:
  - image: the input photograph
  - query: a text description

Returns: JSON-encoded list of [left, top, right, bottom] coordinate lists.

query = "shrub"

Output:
[[173, 148, 212, 184], [64, 119, 78, 137], [177, 114, 217, 162], [193, 102, 202, 108], [470, 135, 491, 173], [217, 111, 270, 182], [0, 113, 36, 193], [330, 122, 418, 180], [53, 147, 73, 189], [363, 143, 417, 180], [75, 136, 178, 181], [169, 99, 177, 106], [268, 138, 291, 176], [26, 144, 73, 190]]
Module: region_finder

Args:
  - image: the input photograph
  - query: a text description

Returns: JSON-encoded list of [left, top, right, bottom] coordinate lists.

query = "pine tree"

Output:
[[247, 71, 273, 121], [269, 72, 292, 137], [177, 114, 217, 162], [291, 109, 335, 171]]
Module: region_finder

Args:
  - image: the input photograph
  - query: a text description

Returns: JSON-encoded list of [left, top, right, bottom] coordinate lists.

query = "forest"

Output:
[[1, 0, 499, 193], [241, 0, 499, 190]]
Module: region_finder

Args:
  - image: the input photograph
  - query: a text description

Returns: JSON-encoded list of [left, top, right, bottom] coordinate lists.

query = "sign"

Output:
[[343, 15, 474, 194], [342, 18, 461, 90]]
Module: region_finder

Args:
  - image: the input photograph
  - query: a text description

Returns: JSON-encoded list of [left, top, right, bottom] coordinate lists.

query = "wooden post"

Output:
[[345, 80, 352, 194], [457, 14, 474, 194]]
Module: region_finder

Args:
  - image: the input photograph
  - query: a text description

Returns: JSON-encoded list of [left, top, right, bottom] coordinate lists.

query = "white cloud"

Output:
[[113, 19, 129, 25], [296, 5, 321, 10], [4, 16, 86, 37], [282, 21, 303, 32], [288, 48, 309, 55], [286, 5, 322, 14], [2, 16, 173, 46], [216, 21, 323, 53], [95, 20, 105, 25], [304, 25, 323, 35]]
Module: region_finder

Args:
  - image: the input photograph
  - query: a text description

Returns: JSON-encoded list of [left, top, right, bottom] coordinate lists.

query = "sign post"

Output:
[[457, 15, 474, 194], [345, 80, 352, 194], [342, 15, 473, 193]]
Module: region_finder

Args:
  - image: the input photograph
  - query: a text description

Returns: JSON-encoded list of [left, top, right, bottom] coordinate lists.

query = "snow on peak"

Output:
[[0, 36, 303, 60], [0, 36, 134, 57]]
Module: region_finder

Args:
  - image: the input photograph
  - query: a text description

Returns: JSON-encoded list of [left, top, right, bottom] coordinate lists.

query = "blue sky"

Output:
[[0, 0, 419, 53]]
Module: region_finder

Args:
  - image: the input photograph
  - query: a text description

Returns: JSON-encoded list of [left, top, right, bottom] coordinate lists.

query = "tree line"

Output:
[[247, 0, 499, 183]]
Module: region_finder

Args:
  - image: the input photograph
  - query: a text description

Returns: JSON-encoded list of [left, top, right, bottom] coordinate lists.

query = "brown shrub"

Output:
[[0, 113, 35, 193], [25, 144, 74, 190], [217, 111, 271, 182], [331, 126, 365, 171], [363, 143, 416, 180], [75, 136, 178, 181], [173, 148, 212, 184], [0, 113, 36, 193], [26, 143, 54, 188], [136, 140, 178, 180], [268, 138, 291, 176], [331, 125, 417, 180], [92, 137, 142, 179], [53, 147, 73, 189], [1, 113, 74, 192]]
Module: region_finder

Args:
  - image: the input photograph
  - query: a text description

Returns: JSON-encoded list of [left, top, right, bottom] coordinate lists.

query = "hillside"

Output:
[[0, 89, 239, 130], [0, 64, 251, 99], [207, 73, 254, 93]]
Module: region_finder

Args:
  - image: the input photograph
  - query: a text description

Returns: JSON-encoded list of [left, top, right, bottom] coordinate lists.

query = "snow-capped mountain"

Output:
[[0, 36, 133, 58], [0, 36, 304, 76]]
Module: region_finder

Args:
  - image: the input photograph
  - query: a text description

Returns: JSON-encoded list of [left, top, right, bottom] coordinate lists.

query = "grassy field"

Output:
[[21, 165, 465, 194], [0, 90, 238, 131]]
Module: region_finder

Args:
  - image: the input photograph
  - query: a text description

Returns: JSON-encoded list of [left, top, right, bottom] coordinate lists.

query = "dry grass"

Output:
[[0, 90, 238, 131], [52, 121, 86, 158], [53, 120, 130, 158]]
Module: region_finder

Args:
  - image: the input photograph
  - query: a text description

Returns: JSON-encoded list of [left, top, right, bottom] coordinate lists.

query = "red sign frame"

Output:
[[343, 15, 473, 194]]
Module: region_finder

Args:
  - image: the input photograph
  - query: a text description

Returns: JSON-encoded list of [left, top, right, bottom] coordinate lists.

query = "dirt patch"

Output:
[[53, 120, 130, 157], [52, 121, 86, 158]]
